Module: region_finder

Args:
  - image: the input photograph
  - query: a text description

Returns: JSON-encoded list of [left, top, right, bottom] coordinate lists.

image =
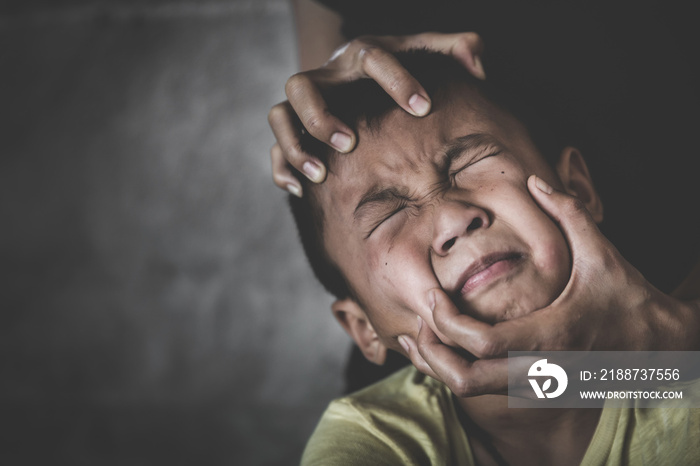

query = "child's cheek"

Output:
[[454, 155, 527, 198], [366, 233, 440, 321]]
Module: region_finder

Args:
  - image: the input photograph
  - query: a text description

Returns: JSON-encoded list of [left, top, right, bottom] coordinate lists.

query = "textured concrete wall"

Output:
[[0, 1, 349, 465]]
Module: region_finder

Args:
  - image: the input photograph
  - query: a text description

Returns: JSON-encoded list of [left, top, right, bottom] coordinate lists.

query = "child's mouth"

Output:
[[459, 251, 525, 296]]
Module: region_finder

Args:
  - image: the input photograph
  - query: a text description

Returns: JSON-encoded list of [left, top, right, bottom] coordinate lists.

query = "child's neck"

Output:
[[455, 395, 601, 466]]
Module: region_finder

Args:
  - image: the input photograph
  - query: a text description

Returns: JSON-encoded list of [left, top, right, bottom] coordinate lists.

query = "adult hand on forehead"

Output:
[[397, 175, 700, 398], [268, 32, 485, 197]]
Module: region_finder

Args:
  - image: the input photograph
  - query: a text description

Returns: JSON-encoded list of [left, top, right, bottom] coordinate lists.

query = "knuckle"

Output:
[[285, 73, 310, 98], [432, 306, 450, 331], [463, 31, 482, 44], [415, 335, 429, 357], [459, 32, 484, 52], [358, 44, 380, 66], [416, 343, 436, 367], [267, 103, 286, 125], [304, 108, 335, 136], [450, 375, 473, 397], [386, 74, 409, 93], [473, 334, 501, 358], [284, 142, 304, 161], [272, 172, 287, 188], [456, 35, 471, 48], [304, 114, 321, 132], [302, 110, 327, 133]]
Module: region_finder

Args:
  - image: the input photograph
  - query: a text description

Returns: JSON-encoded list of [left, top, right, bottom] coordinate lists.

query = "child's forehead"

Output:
[[327, 98, 523, 182], [312, 87, 542, 219]]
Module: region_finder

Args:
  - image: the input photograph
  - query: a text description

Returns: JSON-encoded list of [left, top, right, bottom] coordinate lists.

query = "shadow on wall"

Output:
[[0, 1, 349, 464]]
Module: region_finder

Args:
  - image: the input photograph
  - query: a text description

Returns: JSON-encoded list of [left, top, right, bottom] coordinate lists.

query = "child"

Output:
[[288, 50, 700, 465]]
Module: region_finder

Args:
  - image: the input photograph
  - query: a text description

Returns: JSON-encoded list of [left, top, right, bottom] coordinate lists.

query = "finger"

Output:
[[429, 288, 503, 358], [270, 143, 302, 197], [358, 44, 432, 117], [416, 316, 509, 396], [397, 334, 440, 381], [527, 175, 607, 258], [430, 288, 557, 357], [268, 101, 327, 183], [407, 32, 486, 79], [284, 73, 356, 153]]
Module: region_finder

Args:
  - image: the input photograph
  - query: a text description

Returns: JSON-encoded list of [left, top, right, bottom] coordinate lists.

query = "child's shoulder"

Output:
[[301, 365, 473, 466], [340, 365, 445, 407]]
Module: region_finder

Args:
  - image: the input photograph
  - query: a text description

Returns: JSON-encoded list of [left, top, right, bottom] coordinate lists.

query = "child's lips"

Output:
[[458, 251, 525, 296]]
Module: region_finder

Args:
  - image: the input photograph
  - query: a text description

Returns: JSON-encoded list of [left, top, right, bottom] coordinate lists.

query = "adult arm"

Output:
[[291, 0, 345, 71]]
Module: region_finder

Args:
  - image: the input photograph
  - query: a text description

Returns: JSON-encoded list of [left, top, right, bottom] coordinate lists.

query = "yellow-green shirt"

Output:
[[301, 366, 700, 465]]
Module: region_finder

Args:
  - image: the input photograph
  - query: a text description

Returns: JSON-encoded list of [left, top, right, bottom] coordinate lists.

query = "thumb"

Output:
[[527, 175, 605, 258]]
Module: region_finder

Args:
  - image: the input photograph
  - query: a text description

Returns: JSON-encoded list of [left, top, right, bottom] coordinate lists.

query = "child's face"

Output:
[[314, 86, 573, 353]]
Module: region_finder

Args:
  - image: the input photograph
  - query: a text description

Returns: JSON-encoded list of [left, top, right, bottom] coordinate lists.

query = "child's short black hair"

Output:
[[289, 49, 564, 300]]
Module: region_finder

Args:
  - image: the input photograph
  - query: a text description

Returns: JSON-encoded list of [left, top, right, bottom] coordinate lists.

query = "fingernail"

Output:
[[286, 183, 302, 198], [473, 55, 486, 79], [398, 335, 410, 353], [408, 94, 431, 116], [302, 160, 324, 182], [330, 132, 353, 153], [535, 175, 553, 194]]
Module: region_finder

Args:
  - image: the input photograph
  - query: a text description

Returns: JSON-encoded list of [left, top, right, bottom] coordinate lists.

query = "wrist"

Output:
[[681, 297, 700, 351], [668, 259, 700, 350], [653, 293, 700, 351]]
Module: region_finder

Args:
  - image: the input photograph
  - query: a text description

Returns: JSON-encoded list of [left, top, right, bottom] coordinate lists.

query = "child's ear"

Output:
[[556, 147, 604, 223], [331, 298, 387, 366]]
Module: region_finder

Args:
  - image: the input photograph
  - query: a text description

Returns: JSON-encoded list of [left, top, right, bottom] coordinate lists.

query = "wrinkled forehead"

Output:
[[313, 88, 527, 215]]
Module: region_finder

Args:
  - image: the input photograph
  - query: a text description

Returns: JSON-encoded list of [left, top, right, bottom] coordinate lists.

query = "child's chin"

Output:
[[458, 290, 554, 325]]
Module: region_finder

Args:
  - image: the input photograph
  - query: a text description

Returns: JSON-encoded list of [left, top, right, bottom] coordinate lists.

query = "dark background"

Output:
[[0, 1, 350, 464]]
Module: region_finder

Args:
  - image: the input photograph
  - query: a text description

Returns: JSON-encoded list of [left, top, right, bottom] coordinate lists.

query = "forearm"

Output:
[[291, 0, 346, 71], [670, 258, 700, 349], [672, 258, 700, 302], [638, 258, 700, 352]]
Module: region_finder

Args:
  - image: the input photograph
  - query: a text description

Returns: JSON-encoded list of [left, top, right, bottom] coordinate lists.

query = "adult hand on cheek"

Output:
[[268, 32, 485, 196], [398, 175, 700, 397]]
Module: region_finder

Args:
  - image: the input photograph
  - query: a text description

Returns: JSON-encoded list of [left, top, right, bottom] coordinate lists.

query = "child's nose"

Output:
[[431, 201, 490, 255]]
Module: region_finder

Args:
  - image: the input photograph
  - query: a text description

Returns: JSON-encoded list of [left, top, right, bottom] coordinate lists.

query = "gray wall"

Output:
[[0, 1, 350, 464]]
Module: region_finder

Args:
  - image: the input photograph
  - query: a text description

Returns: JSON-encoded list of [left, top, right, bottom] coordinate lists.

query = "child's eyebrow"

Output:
[[354, 186, 411, 221], [353, 133, 502, 222], [442, 133, 502, 171]]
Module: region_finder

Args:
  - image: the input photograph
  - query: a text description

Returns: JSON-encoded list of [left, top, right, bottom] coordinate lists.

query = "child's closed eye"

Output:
[[450, 149, 502, 184], [365, 200, 409, 239]]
